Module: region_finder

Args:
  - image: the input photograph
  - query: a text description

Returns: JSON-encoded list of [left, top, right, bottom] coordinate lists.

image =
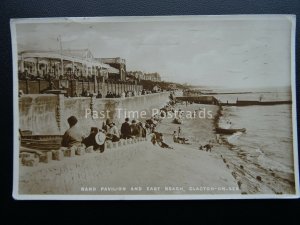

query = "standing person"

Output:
[[61, 116, 83, 148], [121, 118, 131, 139], [178, 126, 182, 137], [173, 131, 179, 143]]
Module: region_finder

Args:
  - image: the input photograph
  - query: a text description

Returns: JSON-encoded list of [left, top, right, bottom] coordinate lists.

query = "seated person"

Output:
[[61, 116, 84, 148], [173, 131, 189, 144], [82, 127, 100, 150], [156, 133, 173, 149], [106, 122, 120, 142], [130, 120, 140, 137]]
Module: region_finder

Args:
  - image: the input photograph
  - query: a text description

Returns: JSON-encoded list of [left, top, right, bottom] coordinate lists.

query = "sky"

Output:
[[15, 16, 294, 88]]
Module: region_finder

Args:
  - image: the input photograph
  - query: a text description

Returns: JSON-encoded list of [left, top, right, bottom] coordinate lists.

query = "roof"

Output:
[[19, 50, 111, 69]]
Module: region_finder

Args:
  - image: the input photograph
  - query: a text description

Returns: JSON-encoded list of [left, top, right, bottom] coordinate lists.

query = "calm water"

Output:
[[214, 88, 296, 192]]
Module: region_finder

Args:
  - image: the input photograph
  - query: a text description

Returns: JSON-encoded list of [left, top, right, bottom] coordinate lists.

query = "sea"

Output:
[[202, 86, 296, 194]]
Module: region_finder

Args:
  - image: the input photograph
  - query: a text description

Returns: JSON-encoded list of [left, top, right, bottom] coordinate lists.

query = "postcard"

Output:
[[11, 15, 299, 200]]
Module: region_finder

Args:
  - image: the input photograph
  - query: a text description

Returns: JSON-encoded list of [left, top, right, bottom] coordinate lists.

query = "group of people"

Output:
[[61, 116, 149, 153], [60, 99, 188, 153]]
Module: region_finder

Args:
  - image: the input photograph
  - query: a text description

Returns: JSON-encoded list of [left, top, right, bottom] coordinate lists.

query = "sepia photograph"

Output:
[[11, 15, 298, 200]]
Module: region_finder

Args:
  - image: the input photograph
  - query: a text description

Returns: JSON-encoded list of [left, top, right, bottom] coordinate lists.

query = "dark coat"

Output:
[[121, 122, 131, 138]]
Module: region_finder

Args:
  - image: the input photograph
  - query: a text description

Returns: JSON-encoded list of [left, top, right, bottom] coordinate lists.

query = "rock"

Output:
[[256, 176, 262, 182], [63, 148, 75, 157], [52, 150, 64, 160], [40, 151, 53, 163], [20, 152, 35, 161], [240, 165, 244, 169], [106, 141, 112, 149], [118, 141, 122, 147], [223, 158, 227, 163], [59, 147, 68, 151], [20, 152, 40, 166], [85, 146, 93, 153], [23, 157, 39, 167], [76, 146, 86, 155]]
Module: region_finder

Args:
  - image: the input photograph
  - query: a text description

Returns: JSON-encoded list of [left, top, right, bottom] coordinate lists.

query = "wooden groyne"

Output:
[[175, 96, 219, 105], [220, 100, 292, 106]]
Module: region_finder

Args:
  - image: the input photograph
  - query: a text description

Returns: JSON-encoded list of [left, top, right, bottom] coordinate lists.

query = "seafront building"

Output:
[[127, 71, 162, 82], [18, 49, 119, 80], [17, 49, 143, 97], [97, 57, 127, 81]]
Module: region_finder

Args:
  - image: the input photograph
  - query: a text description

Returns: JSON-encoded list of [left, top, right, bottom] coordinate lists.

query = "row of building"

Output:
[[18, 49, 162, 82], [126, 71, 161, 82], [18, 49, 126, 81]]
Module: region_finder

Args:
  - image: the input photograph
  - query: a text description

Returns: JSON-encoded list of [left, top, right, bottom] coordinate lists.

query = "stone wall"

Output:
[[19, 92, 170, 135]]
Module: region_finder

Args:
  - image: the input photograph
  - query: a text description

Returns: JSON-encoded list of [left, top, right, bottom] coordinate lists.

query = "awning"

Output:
[[106, 66, 119, 74]]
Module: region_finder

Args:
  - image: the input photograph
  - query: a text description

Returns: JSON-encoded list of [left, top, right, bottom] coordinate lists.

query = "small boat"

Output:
[[215, 127, 246, 135], [19, 130, 62, 151]]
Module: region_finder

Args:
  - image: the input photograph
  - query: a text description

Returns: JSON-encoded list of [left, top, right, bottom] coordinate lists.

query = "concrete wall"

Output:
[[19, 80, 143, 97], [19, 92, 170, 135], [19, 95, 60, 134]]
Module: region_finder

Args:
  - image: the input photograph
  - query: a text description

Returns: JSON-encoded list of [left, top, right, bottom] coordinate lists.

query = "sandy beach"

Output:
[[19, 102, 243, 196]]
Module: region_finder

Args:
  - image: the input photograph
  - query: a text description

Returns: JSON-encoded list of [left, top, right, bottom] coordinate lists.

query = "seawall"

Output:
[[19, 92, 170, 135]]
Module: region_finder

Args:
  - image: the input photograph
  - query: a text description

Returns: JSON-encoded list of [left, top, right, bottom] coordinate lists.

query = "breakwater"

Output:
[[220, 100, 292, 106], [175, 96, 219, 105]]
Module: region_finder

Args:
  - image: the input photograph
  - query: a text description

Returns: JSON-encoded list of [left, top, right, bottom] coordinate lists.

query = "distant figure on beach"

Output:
[[61, 116, 83, 148], [173, 131, 189, 144], [121, 118, 131, 139], [150, 131, 169, 148], [156, 133, 174, 149], [178, 126, 182, 136]]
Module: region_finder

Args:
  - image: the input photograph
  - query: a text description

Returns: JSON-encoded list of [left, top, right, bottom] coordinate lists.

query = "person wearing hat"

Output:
[[106, 122, 120, 142], [82, 127, 100, 150], [121, 118, 131, 139], [61, 116, 83, 148], [95, 128, 106, 153], [130, 119, 139, 137]]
